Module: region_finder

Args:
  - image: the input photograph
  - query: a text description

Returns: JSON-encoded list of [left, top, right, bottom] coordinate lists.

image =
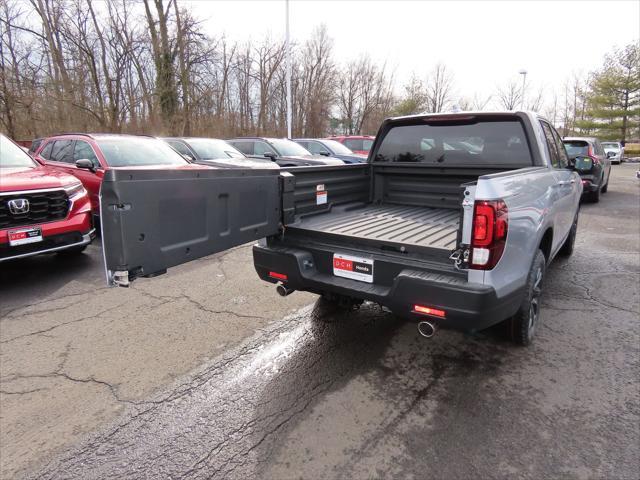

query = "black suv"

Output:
[[227, 137, 344, 167], [563, 136, 611, 203]]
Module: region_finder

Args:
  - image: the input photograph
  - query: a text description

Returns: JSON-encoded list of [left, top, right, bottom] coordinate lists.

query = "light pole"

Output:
[[285, 0, 292, 138], [519, 69, 527, 110]]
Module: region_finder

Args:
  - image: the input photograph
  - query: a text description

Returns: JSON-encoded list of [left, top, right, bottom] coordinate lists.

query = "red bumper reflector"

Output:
[[413, 305, 446, 318], [269, 271, 288, 280]]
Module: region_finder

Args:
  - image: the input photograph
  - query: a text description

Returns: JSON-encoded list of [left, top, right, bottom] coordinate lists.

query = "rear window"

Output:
[[374, 119, 532, 165], [344, 139, 374, 152], [563, 141, 589, 157]]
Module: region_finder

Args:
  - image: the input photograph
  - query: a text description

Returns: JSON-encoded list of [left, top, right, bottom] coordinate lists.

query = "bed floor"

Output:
[[290, 204, 460, 250]]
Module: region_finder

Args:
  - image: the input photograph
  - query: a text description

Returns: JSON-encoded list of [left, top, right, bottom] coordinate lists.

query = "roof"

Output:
[[563, 136, 598, 142], [44, 133, 155, 140]]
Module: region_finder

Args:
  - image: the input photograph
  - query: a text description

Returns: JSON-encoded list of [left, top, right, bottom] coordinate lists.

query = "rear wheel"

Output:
[[510, 250, 546, 346], [589, 184, 601, 203]]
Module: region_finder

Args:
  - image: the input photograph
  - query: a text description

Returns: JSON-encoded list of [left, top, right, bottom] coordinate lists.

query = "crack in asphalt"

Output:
[[0, 301, 129, 344], [0, 288, 110, 319]]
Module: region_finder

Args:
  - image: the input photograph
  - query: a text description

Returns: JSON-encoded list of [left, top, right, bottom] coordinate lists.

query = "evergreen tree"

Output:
[[577, 42, 640, 142]]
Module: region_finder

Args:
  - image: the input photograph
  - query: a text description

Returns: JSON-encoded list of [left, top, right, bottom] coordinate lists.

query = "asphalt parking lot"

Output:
[[1, 164, 639, 479]]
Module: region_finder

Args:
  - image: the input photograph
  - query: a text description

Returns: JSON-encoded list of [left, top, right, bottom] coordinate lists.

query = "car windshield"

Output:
[[563, 141, 590, 157], [269, 139, 311, 156], [322, 139, 354, 155], [97, 137, 189, 167], [601, 142, 620, 150], [0, 135, 37, 168], [186, 139, 245, 160], [374, 119, 532, 165]]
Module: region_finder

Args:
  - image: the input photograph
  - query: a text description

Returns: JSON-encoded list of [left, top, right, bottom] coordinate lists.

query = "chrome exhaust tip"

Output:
[[276, 282, 294, 297], [417, 321, 437, 338]]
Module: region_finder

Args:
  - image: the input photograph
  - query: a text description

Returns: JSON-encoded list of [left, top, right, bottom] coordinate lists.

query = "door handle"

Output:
[[558, 179, 575, 186]]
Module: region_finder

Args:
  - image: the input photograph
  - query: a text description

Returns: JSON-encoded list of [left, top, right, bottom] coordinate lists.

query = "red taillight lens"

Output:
[[269, 271, 288, 280], [470, 200, 508, 270], [413, 305, 446, 318]]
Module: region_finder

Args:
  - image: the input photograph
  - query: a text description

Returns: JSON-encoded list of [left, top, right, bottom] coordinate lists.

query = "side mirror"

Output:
[[319, 151, 330, 156], [75, 158, 96, 172], [573, 156, 593, 172], [263, 152, 277, 161]]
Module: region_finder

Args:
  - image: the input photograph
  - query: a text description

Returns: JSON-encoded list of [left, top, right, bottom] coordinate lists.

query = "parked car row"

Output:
[[1, 132, 374, 262], [1, 123, 618, 265]]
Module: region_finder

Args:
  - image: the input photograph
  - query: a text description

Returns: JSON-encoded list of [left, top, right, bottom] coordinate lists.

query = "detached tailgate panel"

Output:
[[100, 168, 282, 285]]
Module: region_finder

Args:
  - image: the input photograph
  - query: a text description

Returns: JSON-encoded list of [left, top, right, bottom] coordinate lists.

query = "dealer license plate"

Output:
[[8, 227, 43, 246], [333, 253, 374, 283]]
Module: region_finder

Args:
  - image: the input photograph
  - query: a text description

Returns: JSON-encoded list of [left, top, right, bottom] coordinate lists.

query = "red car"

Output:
[[326, 135, 375, 156], [34, 133, 210, 220], [1, 134, 95, 262]]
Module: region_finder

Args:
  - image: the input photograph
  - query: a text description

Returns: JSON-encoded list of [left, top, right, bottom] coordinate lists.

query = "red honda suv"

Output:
[[34, 133, 210, 221], [327, 135, 375, 156], [1, 134, 95, 262]]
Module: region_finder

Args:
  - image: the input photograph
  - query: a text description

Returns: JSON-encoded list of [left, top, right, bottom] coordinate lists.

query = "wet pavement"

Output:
[[2, 165, 639, 479]]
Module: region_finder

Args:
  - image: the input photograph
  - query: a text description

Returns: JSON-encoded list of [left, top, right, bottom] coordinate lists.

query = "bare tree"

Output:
[[496, 80, 522, 110], [425, 63, 454, 113]]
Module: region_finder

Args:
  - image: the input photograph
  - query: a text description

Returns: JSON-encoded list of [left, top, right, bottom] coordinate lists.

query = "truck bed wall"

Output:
[[371, 165, 514, 209]]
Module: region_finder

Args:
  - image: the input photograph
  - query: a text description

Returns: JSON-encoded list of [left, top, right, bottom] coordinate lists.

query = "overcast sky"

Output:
[[187, 0, 640, 107]]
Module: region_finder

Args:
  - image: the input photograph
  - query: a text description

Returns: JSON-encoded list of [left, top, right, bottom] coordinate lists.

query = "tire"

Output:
[[510, 250, 546, 346], [57, 245, 87, 257], [589, 184, 601, 203], [601, 180, 608, 193], [558, 211, 578, 257]]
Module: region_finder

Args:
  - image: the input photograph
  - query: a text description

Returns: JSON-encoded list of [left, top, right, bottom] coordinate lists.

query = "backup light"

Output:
[[470, 199, 508, 270]]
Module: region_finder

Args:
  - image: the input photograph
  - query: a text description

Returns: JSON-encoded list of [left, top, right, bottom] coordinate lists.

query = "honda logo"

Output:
[[7, 198, 30, 215]]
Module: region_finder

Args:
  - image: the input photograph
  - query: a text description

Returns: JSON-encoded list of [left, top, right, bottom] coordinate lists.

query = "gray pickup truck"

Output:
[[100, 112, 582, 346]]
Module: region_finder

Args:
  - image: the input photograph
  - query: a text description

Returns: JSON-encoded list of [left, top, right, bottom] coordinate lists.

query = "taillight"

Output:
[[587, 146, 599, 165], [470, 200, 508, 270]]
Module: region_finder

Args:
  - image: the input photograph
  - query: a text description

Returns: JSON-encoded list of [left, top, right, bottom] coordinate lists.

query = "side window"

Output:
[[306, 141, 328, 155], [39, 141, 54, 160], [549, 128, 569, 168], [344, 139, 363, 151], [231, 141, 254, 155], [540, 122, 560, 168], [296, 141, 308, 150], [50, 140, 75, 164], [254, 141, 277, 156], [73, 140, 100, 167], [167, 141, 192, 157]]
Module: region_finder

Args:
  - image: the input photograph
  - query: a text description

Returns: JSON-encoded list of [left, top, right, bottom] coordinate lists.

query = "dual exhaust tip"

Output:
[[276, 282, 436, 338]]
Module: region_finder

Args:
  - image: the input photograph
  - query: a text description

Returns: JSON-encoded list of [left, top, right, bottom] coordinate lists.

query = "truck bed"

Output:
[[289, 204, 459, 250]]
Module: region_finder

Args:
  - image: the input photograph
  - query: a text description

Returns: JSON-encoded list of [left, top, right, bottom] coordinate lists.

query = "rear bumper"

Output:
[[579, 175, 600, 193], [253, 244, 524, 332]]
